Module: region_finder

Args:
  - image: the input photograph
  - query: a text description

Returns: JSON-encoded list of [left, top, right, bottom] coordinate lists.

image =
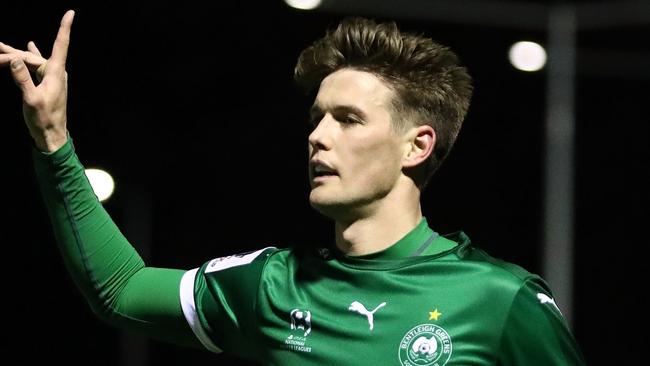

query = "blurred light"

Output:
[[85, 168, 115, 202], [284, 0, 322, 10], [509, 41, 547, 72]]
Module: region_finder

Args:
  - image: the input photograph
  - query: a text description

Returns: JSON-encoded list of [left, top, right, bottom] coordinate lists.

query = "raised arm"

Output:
[[1, 10, 200, 348]]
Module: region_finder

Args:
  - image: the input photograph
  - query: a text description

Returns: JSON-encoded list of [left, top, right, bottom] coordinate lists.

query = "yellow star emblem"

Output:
[[429, 309, 442, 321]]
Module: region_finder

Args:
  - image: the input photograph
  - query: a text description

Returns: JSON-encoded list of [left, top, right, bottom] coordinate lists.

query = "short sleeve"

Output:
[[179, 247, 278, 359], [497, 278, 586, 365]]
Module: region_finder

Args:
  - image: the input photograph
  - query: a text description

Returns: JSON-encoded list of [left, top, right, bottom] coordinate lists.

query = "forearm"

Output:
[[32, 136, 197, 346], [31, 126, 68, 153]]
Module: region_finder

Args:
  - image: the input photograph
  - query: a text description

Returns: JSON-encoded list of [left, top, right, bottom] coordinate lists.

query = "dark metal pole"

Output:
[[543, 4, 576, 326]]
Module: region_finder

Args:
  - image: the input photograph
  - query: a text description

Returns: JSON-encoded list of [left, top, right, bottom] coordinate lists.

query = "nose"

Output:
[[308, 114, 333, 152]]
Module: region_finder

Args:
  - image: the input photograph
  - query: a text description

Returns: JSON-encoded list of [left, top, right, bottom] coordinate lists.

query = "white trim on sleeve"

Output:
[[179, 268, 223, 353]]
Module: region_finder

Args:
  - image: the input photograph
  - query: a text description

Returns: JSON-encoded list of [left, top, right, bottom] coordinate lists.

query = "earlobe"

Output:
[[403, 125, 435, 169]]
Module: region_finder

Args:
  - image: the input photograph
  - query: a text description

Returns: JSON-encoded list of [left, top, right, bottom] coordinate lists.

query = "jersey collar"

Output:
[[332, 217, 460, 262]]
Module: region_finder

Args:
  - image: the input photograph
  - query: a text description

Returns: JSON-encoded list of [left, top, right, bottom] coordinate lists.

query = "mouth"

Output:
[[310, 161, 339, 182]]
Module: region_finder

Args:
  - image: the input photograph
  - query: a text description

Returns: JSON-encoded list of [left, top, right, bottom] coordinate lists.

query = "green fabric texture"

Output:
[[32, 136, 197, 347], [190, 231, 586, 365]]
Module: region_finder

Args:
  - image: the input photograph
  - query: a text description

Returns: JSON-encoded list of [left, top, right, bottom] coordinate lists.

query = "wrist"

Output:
[[32, 130, 69, 153]]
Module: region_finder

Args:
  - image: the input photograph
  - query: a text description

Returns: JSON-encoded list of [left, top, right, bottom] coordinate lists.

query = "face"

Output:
[[308, 68, 407, 220]]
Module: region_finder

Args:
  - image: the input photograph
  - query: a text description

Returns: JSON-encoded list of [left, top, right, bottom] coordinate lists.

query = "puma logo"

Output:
[[537, 293, 562, 314], [348, 301, 387, 330]]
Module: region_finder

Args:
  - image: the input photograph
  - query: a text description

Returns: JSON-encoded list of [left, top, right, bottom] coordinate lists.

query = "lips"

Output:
[[314, 165, 337, 177], [310, 160, 338, 179]]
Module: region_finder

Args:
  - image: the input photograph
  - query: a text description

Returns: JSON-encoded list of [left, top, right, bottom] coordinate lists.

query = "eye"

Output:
[[333, 112, 361, 125], [344, 115, 361, 124]]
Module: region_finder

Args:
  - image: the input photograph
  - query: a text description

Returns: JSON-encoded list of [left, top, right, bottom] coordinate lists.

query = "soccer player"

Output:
[[1, 10, 586, 365]]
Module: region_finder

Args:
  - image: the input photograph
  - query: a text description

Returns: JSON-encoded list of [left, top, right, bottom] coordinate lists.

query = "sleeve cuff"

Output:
[[31, 133, 75, 166]]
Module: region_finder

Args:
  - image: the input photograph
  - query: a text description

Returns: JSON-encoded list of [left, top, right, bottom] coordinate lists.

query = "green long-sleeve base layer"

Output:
[[33, 136, 199, 348]]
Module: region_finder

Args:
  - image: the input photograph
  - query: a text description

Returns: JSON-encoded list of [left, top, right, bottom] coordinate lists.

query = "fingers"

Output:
[[0, 42, 16, 67], [28, 41, 43, 57], [0, 53, 12, 67], [36, 61, 48, 83], [47, 10, 75, 76], [0, 41, 24, 56], [9, 58, 36, 97], [28, 41, 46, 82], [0, 41, 47, 70]]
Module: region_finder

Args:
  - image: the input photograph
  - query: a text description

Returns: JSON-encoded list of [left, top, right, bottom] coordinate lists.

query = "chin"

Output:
[[309, 193, 362, 222], [309, 193, 342, 219]]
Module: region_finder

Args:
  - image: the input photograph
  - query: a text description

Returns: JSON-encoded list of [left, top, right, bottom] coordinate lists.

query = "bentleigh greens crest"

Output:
[[398, 323, 453, 366]]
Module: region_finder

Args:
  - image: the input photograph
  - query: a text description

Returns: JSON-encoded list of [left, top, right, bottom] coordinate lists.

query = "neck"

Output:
[[334, 178, 422, 256]]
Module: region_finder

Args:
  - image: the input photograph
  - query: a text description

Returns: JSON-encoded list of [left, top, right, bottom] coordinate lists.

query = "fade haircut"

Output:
[[294, 17, 473, 187]]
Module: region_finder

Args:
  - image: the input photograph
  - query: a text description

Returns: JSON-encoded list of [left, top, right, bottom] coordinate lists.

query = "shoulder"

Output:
[[451, 233, 546, 295], [468, 246, 539, 281], [198, 246, 315, 282], [202, 247, 284, 274], [452, 238, 567, 322]]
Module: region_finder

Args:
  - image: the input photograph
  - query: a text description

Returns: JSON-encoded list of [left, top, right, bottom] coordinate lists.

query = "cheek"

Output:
[[348, 143, 402, 184]]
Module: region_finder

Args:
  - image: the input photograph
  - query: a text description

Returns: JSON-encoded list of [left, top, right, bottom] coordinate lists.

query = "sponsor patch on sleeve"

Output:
[[205, 247, 275, 273]]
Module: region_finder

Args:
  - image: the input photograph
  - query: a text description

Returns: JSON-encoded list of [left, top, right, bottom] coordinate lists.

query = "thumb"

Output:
[[10, 58, 36, 97], [36, 60, 48, 83]]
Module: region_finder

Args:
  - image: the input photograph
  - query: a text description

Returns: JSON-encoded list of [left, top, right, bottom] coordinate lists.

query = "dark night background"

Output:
[[1, 1, 647, 365]]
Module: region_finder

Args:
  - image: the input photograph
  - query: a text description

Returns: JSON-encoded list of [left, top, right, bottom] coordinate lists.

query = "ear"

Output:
[[402, 125, 435, 169]]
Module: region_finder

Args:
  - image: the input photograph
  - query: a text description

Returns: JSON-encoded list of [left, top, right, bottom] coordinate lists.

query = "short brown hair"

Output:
[[294, 17, 473, 187]]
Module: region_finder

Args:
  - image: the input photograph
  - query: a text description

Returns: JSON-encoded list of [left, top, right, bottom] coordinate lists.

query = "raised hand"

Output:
[[0, 10, 75, 152]]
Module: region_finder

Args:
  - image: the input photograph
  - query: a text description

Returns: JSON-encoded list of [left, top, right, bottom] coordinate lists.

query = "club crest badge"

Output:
[[398, 323, 452, 366]]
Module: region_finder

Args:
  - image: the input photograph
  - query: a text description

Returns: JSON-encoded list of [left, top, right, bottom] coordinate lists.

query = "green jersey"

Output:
[[33, 137, 584, 365], [180, 220, 585, 365]]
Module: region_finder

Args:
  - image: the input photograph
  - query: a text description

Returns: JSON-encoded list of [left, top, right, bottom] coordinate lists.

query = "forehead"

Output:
[[314, 69, 394, 111]]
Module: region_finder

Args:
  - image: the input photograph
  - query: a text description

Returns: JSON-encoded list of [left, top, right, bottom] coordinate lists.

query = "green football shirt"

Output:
[[180, 219, 586, 365], [32, 136, 584, 365]]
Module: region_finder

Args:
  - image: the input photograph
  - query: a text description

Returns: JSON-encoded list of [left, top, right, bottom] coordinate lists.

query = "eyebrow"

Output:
[[309, 103, 368, 120]]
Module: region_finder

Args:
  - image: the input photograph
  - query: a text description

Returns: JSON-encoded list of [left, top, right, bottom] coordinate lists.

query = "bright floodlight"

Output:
[[85, 168, 115, 202], [284, 0, 322, 10], [509, 41, 547, 72]]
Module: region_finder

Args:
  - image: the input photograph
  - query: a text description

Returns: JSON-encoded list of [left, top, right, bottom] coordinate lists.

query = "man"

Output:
[[1, 10, 585, 365]]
